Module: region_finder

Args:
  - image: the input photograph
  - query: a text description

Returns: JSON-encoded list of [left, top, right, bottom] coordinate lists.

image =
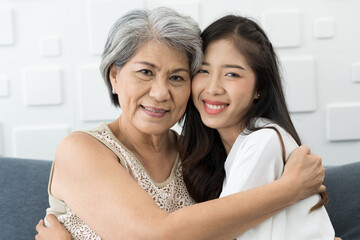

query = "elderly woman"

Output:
[[36, 7, 325, 240]]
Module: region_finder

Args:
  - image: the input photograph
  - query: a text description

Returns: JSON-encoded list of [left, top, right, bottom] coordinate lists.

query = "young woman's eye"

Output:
[[170, 75, 184, 81], [197, 69, 208, 74], [225, 72, 240, 78]]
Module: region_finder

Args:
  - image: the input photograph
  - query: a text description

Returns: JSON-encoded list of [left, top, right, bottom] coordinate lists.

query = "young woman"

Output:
[[180, 15, 335, 239], [35, 9, 328, 240]]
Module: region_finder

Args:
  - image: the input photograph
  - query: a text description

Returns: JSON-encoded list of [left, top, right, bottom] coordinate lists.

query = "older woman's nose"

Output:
[[149, 78, 171, 101]]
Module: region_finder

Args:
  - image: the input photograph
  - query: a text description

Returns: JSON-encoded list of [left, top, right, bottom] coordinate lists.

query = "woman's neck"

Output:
[[109, 116, 177, 182], [217, 124, 245, 155], [114, 116, 172, 152]]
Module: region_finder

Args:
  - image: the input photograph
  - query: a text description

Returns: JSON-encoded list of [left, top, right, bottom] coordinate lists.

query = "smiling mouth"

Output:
[[141, 105, 169, 113], [202, 100, 229, 115], [204, 102, 228, 110]]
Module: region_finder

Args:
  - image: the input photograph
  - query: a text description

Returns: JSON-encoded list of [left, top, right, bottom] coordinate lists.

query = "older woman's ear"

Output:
[[109, 65, 119, 93], [109, 65, 118, 82]]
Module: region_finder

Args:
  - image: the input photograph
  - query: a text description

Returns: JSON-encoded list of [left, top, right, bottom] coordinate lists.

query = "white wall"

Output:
[[0, 0, 359, 165]]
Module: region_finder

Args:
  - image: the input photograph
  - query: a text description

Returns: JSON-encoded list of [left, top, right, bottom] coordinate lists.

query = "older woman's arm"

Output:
[[45, 132, 324, 240]]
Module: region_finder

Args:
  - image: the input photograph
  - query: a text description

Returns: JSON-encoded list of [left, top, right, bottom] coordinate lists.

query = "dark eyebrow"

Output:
[[223, 64, 246, 70], [202, 62, 246, 70], [135, 61, 159, 69], [172, 68, 189, 74], [135, 61, 189, 73]]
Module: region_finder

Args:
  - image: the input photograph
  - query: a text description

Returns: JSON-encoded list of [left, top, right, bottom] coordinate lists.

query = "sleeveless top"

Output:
[[45, 123, 195, 240]]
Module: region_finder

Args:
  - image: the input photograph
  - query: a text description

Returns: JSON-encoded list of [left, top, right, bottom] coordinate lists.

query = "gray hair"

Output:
[[100, 7, 203, 107]]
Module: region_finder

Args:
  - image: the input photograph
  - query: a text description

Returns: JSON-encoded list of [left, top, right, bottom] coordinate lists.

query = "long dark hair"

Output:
[[180, 15, 327, 211]]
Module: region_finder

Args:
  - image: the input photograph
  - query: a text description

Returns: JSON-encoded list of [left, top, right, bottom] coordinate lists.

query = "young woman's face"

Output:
[[192, 38, 258, 132], [110, 40, 191, 135]]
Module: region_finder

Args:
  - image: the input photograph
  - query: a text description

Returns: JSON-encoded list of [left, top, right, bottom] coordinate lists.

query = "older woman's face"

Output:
[[110, 41, 191, 135]]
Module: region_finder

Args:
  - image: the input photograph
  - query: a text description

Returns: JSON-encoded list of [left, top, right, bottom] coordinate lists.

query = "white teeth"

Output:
[[143, 106, 166, 113], [205, 103, 227, 110]]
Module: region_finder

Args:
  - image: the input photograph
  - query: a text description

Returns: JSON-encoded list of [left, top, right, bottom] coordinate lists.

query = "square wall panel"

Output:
[[281, 57, 317, 112], [352, 62, 360, 83], [0, 8, 14, 45], [326, 104, 360, 141], [40, 36, 61, 57], [24, 67, 63, 106], [147, 0, 200, 24], [262, 10, 302, 48], [88, 0, 144, 55], [13, 125, 70, 160], [0, 76, 9, 97], [79, 66, 119, 121], [314, 18, 335, 39]]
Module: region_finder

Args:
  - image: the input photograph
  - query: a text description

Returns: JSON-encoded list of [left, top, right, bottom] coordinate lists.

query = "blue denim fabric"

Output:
[[325, 161, 360, 240], [0, 157, 51, 240]]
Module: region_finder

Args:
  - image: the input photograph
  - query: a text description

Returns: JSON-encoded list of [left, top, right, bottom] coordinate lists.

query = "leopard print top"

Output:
[[45, 123, 195, 239]]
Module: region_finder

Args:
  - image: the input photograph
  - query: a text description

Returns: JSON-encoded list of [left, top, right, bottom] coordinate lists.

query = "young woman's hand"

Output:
[[283, 144, 325, 201], [35, 214, 71, 240]]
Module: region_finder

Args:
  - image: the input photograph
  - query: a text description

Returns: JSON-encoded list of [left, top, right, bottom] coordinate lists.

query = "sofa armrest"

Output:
[[0, 157, 52, 240], [324, 161, 360, 240]]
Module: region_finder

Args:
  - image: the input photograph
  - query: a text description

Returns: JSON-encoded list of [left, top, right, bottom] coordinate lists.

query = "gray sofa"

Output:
[[0, 157, 359, 240]]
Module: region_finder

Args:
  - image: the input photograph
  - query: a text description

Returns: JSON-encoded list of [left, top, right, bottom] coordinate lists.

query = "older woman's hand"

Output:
[[35, 214, 71, 240]]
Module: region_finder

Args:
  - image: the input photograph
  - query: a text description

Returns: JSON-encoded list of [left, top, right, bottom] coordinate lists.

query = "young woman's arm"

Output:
[[220, 128, 334, 239], [40, 132, 324, 240]]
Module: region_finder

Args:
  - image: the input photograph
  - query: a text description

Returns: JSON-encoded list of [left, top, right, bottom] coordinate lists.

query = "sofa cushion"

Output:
[[325, 161, 360, 240], [0, 157, 52, 240]]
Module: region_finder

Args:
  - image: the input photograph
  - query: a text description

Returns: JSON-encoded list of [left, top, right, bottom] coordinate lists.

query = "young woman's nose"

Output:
[[149, 77, 171, 101], [205, 75, 225, 95]]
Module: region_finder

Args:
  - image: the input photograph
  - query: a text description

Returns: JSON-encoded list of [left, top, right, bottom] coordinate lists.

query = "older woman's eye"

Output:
[[170, 75, 184, 81], [140, 69, 153, 75]]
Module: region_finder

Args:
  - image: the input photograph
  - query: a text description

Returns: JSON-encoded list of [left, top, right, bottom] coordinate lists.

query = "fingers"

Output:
[[297, 144, 311, 155], [310, 153, 323, 166], [319, 184, 326, 193], [46, 214, 59, 226], [306, 153, 324, 184], [36, 219, 45, 233]]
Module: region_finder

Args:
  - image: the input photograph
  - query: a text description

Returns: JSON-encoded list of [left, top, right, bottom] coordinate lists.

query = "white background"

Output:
[[0, 0, 359, 165]]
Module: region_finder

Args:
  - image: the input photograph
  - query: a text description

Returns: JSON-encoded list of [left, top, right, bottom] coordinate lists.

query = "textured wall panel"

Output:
[[352, 62, 360, 82], [314, 18, 335, 39], [282, 57, 317, 112], [13, 125, 70, 160], [148, 0, 200, 23], [0, 8, 14, 45], [79, 66, 119, 121], [262, 10, 301, 48], [24, 67, 63, 106], [326, 104, 360, 141], [88, 0, 144, 55], [0, 76, 9, 97], [40, 36, 61, 57]]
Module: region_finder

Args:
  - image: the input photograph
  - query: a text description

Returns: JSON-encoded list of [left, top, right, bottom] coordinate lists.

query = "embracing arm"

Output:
[[39, 132, 324, 240]]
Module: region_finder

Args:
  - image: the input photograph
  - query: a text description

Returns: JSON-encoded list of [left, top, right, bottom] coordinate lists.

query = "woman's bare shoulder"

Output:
[[51, 131, 122, 200], [55, 131, 115, 162]]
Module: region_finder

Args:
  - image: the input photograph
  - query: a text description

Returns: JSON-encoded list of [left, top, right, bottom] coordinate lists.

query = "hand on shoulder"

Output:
[[282, 145, 325, 202]]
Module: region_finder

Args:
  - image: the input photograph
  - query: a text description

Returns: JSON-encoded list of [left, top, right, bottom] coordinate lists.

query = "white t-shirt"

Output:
[[220, 118, 334, 240]]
